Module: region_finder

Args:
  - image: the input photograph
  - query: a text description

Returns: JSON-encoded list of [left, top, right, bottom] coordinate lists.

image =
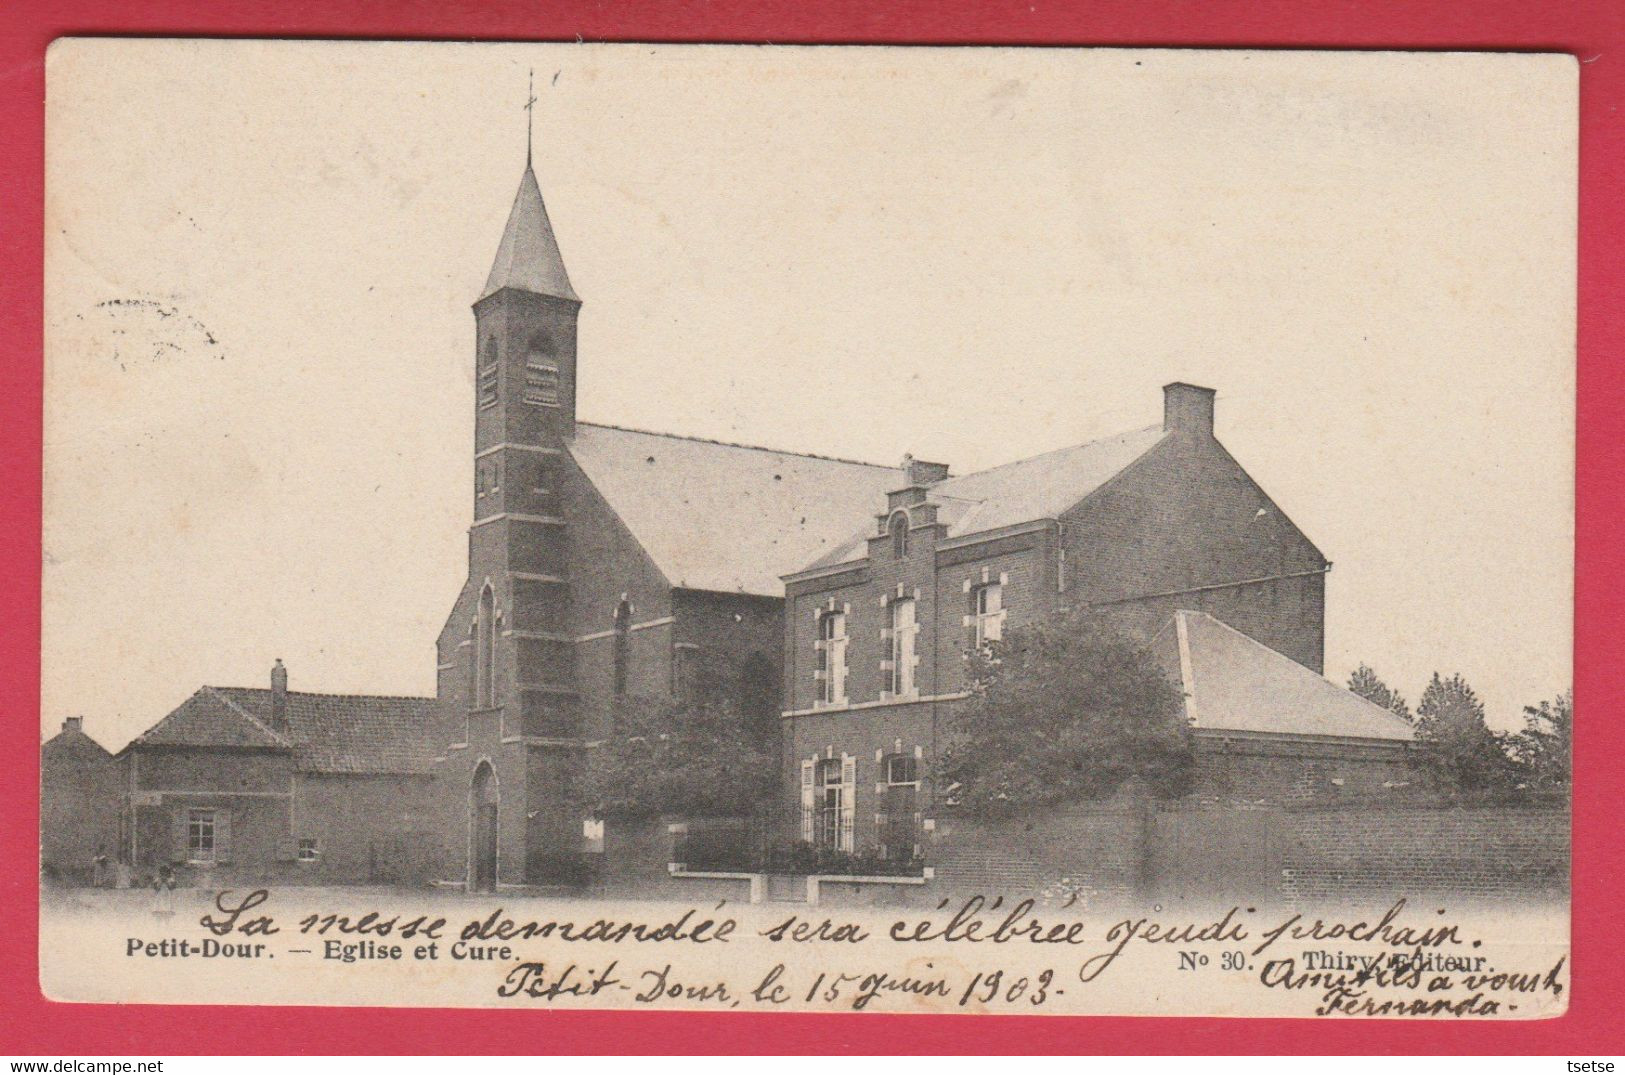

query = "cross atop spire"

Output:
[[524, 68, 537, 169]]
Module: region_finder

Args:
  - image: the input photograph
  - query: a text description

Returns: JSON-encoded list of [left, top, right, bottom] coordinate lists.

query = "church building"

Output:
[[428, 159, 901, 890]]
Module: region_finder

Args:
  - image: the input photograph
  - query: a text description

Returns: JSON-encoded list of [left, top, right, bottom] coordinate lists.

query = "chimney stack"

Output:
[[901, 453, 950, 487], [270, 659, 288, 730], [63, 716, 83, 735], [1163, 382, 1216, 436], [886, 454, 952, 514]]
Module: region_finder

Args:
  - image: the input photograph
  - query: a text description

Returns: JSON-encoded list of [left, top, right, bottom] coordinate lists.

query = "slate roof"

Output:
[[128, 686, 437, 775], [1152, 610, 1415, 743], [569, 423, 901, 596], [805, 424, 1170, 571], [480, 165, 577, 303]]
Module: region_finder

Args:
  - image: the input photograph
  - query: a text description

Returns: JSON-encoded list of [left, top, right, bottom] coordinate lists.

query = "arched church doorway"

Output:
[[470, 761, 499, 893]]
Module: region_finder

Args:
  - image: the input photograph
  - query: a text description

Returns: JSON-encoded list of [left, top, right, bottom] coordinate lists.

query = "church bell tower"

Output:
[[458, 149, 584, 888]]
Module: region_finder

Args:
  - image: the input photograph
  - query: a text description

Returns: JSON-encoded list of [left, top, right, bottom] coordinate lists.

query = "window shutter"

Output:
[[171, 807, 189, 862], [800, 760, 815, 842], [839, 754, 856, 852], [215, 811, 233, 864]]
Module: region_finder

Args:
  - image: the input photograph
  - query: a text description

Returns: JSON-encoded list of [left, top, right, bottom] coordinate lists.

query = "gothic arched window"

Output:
[[889, 511, 910, 559], [475, 583, 497, 709], [523, 332, 560, 407], [612, 599, 631, 698], [478, 338, 500, 409]]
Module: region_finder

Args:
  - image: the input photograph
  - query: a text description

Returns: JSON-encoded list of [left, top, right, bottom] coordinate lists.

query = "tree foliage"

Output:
[[1347, 663, 1413, 723], [937, 608, 1192, 819], [1506, 691, 1572, 796], [588, 652, 777, 822], [1413, 672, 1515, 795]]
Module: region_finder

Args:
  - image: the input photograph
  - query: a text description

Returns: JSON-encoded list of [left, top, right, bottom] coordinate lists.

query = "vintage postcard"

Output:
[[40, 40, 1575, 1018]]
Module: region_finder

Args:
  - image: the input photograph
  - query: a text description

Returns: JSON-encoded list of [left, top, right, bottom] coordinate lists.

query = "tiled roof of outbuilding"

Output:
[[129, 687, 291, 751], [569, 423, 900, 596], [41, 725, 114, 759], [128, 686, 437, 775], [1152, 610, 1415, 743]]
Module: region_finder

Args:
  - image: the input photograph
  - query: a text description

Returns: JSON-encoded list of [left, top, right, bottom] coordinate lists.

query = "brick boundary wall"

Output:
[[593, 817, 760, 903], [927, 801, 1569, 907], [929, 805, 1145, 905], [1279, 804, 1569, 904]]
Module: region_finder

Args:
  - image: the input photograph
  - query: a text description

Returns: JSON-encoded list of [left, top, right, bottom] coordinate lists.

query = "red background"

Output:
[[1, 0, 1619, 1055]]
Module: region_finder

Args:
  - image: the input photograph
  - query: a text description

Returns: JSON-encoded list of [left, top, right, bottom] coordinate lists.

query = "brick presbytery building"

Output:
[[780, 384, 1412, 862], [47, 152, 1418, 889]]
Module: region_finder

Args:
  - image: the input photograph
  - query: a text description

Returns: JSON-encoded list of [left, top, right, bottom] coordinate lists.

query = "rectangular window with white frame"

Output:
[[796, 753, 858, 857], [972, 581, 1004, 649], [888, 597, 918, 697], [886, 754, 919, 786], [880, 753, 921, 862], [805, 755, 855, 852], [816, 757, 842, 849], [297, 837, 319, 863], [187, 809, 216, 864], [816, 610, 848, 706]]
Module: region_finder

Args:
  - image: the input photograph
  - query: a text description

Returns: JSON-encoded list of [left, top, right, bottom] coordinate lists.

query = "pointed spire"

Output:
[[480, 73, 577, 304], [481, 163, 577, 303]]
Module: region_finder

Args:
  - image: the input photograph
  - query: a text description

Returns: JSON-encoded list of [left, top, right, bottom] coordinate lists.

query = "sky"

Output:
[[43, 42, 1575, 749]]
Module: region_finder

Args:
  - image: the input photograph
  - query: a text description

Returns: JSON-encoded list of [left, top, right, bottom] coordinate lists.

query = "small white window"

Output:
[[816, 611, 848, 706], [888, 597, 918, 697], [973, 582, 1004, 648], [885, 754, 919, 786], [582, 818, 605, 854], [297, 837, 319, 863], [187, 809, 216, 864]]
